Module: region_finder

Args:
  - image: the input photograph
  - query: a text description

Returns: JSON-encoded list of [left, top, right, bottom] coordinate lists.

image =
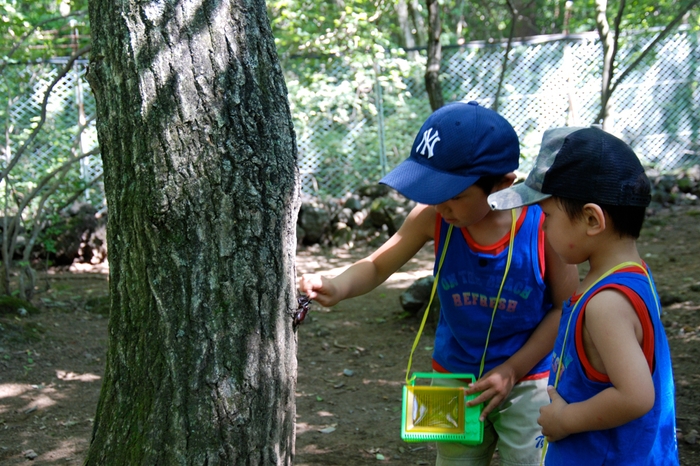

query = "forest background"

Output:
[[1, 0, 699, 289], [1, 0, 700, 464]]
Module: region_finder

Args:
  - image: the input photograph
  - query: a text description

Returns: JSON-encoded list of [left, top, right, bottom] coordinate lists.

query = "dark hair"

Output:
[[474, 175, 508, 195], [555, 197, 646, 239]]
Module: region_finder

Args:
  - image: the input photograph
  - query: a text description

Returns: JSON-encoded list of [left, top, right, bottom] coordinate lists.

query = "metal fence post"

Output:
[[374, 59, 388, 178]]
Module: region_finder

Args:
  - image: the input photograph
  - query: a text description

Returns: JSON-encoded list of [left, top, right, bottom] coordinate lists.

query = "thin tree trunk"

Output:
[[595, 0, 621, 129], [425, 0, 444, 111], [493, 0, 517, 113], [510, 0, 538, 38], [610, 0, 700, 96], [396, 0, 417, 58], [594, 0, 698, 129], [85, 0, 299, 464], [409, 0, 426, 47]]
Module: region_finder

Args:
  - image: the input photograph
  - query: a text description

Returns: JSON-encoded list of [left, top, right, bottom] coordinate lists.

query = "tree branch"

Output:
[[0, 11, 87, 76], [55, 172, 104, 214], [611, 0, 700, 95], [3, 148, 99, 259], [493, 0, 517, 112], [0, 44, 92, 183], [425, 0, 444, 110], [609, 0, 626, 80], [595, 0, 614, 124]]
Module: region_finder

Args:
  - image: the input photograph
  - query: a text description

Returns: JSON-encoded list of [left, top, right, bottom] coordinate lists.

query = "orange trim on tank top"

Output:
[[463, 206, 528, 254], [572, 269, 655, 383], [434, 206, 546, 280]]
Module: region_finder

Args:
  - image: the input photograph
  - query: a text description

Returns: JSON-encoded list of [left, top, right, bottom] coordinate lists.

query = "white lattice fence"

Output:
[[2, 58, 103, 211]]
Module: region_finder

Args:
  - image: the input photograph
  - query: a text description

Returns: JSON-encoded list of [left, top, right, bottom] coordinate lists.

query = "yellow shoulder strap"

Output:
[[405, 224, 453, 384]]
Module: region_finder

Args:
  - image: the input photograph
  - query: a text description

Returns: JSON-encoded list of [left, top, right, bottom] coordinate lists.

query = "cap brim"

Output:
[[488, 182, 551, 210], [379, 157, 479, 205]]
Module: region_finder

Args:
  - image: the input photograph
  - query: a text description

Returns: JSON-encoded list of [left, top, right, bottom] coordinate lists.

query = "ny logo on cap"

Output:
[[416, 128, 440, 158]]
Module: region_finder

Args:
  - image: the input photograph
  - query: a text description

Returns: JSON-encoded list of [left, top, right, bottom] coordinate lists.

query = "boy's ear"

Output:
[[491, 173, 517, 193], [582, 203, 606, 236]]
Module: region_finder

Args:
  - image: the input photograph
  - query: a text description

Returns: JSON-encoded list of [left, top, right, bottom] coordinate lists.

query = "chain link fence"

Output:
[[291, 27, 699, 198], [2, 28, 698, 206]]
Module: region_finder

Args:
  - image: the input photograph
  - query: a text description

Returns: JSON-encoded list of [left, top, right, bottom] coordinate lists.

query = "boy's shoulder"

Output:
[[584, 263, 654, 292], [582, 266, 657, 321], [399, 203, 438, 240]]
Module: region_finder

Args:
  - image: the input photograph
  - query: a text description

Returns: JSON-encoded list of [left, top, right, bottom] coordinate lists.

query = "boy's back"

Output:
[[547, 264, 677, 465]]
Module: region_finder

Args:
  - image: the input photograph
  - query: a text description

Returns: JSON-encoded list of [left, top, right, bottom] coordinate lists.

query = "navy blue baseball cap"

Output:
[[379, 101, 520, 205]]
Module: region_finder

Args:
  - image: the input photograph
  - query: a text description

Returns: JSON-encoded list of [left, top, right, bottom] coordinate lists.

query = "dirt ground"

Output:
[[1, 205, 700, 465]]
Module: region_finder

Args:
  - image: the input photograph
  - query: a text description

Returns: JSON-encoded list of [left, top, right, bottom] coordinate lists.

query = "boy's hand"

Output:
[[299, 274, 340, 307], [538, 386, 570, 442], [464, 364, 516, 421]]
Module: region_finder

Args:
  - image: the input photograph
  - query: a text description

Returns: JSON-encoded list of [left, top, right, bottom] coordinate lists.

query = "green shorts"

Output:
[[432, 376, 549, 466]]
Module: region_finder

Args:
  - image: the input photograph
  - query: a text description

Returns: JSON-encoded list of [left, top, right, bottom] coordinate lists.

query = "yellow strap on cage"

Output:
[[405, 209, 517, 384], [405, 224, 453, 385], [539, 260, 657, 465], [477, 209, 516, 379]]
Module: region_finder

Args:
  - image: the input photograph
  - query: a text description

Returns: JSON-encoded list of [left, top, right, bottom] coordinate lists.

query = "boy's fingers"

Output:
[[464, 379, 486, 394], [478, 397, 502, 421], [465, 392, 487, 407], [299, 275, 322, 295], [465, 386, 503, 422], [466, 378, 507, 398], [546, 385, 560, 401]]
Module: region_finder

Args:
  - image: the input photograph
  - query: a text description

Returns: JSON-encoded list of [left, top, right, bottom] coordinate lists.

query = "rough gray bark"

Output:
[[85, 0, 299, 464]]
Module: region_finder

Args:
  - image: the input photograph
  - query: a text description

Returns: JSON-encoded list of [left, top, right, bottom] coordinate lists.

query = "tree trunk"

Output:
[[493, 2, 517, 113], [408, 0, 426, 47], [85, 0, 300, 464], [594, 0, 699, 128], [595, 0, 618, 129], [510, 0, 539, 38], [425, 0, 444, 111], [396, 0, 418, 58]]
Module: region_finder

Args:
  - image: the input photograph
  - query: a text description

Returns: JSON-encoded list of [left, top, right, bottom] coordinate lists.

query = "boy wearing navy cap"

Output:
[[301, 102, 578, 465], [489, 127, 679, 465]]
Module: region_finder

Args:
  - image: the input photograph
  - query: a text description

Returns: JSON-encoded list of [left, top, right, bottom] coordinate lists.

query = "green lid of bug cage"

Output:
[[400, 373, 483, 444]]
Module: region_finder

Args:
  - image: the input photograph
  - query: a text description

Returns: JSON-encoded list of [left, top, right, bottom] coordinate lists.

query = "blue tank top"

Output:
[[432, 205, 552, 378], [545, 266, 678, 465]]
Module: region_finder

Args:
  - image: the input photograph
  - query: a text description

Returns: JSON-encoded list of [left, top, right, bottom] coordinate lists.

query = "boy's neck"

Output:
[[581, 234, 643, 290], [466, 208, 520, 247]]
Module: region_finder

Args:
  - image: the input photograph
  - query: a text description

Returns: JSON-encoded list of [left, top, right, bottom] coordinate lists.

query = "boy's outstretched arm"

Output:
[[466, 237, 579, 420], [299, 204, 435, 308], [538, 289, 656, 442]]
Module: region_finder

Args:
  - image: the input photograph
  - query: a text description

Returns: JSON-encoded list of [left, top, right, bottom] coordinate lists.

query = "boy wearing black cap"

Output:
[[489, 127, 679, 465], [300, 102, 578, 465]]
